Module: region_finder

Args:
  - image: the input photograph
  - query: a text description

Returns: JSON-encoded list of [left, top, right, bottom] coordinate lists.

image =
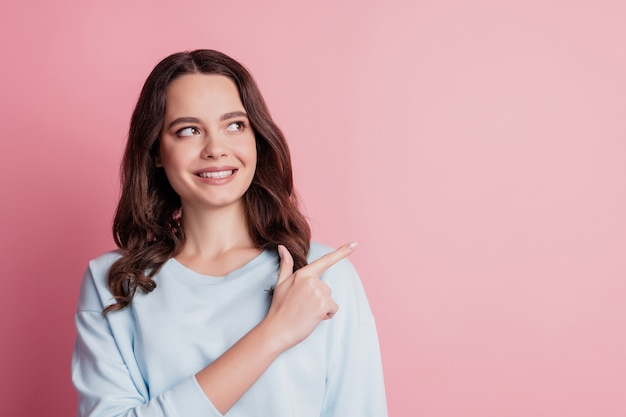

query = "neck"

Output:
[[178, 201, 255, 258]]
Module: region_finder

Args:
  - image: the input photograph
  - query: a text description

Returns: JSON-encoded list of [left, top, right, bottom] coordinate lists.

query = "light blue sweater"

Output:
[[72, 242, 388, 416]]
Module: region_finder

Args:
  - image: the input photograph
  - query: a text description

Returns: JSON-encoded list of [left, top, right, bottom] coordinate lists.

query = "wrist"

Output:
[[255, 317, 292, 355]]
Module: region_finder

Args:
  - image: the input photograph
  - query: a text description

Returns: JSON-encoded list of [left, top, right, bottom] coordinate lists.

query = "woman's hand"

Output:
[[263, 242, 358, 351]]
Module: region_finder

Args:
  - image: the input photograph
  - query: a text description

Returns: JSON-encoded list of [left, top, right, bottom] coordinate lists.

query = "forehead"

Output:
[[164, 73, 245, 117]]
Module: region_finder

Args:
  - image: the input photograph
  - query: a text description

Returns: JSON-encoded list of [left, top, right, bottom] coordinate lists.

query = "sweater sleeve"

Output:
[[71, 262, 223, 417], [319, 257, 389, 417]]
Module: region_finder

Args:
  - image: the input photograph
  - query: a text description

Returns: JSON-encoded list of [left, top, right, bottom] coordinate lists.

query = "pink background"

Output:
[[1, 1, 624, 416]]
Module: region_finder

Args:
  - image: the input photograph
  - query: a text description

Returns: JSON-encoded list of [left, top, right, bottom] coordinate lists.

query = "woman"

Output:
[[72, 49, 387, 417]]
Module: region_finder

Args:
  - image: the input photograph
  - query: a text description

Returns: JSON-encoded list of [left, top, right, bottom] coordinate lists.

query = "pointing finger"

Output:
[[306, 242, 358, 277]]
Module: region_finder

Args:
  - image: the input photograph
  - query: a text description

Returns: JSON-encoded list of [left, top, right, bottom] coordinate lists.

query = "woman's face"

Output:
[[157, 73, 257, 212]]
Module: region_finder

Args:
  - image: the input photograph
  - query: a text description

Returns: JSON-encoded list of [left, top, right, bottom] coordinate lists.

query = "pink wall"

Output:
[[1, 1, 625, 416]]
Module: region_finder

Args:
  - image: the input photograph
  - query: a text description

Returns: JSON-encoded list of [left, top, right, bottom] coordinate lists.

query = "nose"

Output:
[[202, 135, 227, 159]]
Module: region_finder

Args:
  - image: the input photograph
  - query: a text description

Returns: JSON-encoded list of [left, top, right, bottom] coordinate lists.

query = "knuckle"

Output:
[[305, 277, 320, 290]]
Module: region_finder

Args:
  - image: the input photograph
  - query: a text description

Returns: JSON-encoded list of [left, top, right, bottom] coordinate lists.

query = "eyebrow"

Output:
[[167, 111, 248, 129]]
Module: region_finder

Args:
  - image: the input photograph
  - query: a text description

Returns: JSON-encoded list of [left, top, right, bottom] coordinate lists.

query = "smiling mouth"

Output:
[[196, 170, 235, 179]]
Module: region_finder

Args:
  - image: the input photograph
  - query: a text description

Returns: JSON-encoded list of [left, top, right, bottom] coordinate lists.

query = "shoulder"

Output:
[[307, 241, 335, 261], [76, 250, 122, 312], [86, 250, 124, 289], [88, 250, 123, 274]]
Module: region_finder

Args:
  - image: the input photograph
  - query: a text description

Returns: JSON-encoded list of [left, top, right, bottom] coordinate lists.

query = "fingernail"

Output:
[[348, 241, 358, 249], [277, 245, 284, 258]]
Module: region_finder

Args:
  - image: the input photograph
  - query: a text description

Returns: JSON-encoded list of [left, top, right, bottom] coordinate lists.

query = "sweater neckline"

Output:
[[165, 249, 276, 284]]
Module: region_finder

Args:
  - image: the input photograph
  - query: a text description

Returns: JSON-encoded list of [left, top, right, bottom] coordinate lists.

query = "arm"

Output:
[[74, 313, 217, 417], [195, 243, 352, 413], [73, 244, 356, 417], [320, 257, 388, 417], [72, 264, 222, 417]]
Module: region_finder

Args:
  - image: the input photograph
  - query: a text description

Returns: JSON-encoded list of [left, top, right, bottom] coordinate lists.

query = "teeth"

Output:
[[198, 170, 234, 179]]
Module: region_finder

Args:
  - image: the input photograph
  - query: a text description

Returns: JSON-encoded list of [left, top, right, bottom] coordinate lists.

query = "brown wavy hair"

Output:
[[104, 50, 311, 314]]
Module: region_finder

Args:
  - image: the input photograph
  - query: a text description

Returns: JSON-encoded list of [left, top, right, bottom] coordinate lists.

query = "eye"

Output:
[[176, 127, 200, 137], [225, 121, 246, 132]]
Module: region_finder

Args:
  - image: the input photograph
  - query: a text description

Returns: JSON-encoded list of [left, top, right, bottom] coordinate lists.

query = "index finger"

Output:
[[305, 242, 358, 276]]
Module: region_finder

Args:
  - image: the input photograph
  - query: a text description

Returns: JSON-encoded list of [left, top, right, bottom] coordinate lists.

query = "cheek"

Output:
[[250, 146, 258, 167], [242, 136, 258, 166], [157, 146, 190, 192], [159, 143, 191, 168]]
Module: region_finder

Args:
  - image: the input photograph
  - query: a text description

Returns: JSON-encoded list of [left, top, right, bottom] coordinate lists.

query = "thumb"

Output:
[[276, 245, 294, 287]]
